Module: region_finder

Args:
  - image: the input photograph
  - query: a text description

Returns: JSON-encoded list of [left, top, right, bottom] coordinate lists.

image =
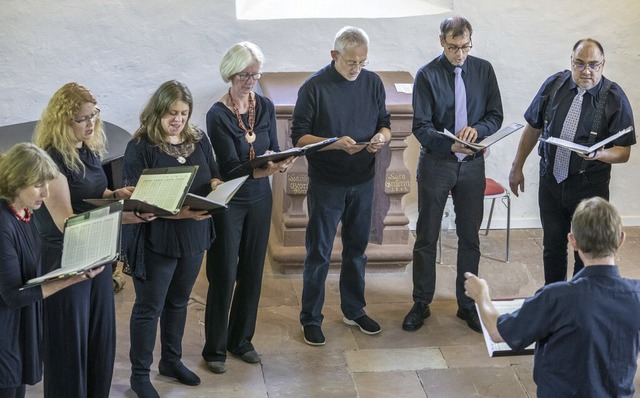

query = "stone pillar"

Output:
[[259, 71, 415, 272]]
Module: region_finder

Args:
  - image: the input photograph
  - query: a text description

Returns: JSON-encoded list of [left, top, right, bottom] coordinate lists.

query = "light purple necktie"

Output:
[[454, 67, 467, 160], [553, 88, 586, 183]]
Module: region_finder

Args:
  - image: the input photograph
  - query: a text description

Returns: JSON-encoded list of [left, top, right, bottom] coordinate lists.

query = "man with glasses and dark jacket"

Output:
[[404, 16, 503, 334]]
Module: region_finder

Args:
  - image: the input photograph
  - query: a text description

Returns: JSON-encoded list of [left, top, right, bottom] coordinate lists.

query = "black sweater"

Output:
[[291, 62, 390, 186]]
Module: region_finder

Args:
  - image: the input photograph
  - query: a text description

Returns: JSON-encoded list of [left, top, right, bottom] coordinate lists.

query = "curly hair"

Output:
[[133, 80, 202, 151], [33, 82, 107, 174], [0, 142, 59, 200]]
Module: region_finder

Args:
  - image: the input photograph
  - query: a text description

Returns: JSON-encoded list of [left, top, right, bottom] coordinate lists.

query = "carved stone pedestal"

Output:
[[258, 71, 415, 272]]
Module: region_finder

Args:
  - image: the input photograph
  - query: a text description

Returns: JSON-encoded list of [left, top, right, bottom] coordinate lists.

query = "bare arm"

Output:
[[508, 124, 542, 197], [463, 272, 504, 343], [580, 145, 631, 164], [43, 173, 74, 232]]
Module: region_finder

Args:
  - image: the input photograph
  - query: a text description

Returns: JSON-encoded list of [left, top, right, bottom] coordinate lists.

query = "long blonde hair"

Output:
[[33, 82, 107, 174]]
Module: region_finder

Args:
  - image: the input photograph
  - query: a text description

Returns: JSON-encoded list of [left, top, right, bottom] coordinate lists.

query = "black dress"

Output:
[[0, 201, 44, 389], [33, 146, 115, 398]]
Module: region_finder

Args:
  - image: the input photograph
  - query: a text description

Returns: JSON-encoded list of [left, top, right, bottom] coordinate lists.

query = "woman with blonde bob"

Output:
[[0, 143, 104, 398], [202, 42, 294, 375], [33, 82, 149, 398]]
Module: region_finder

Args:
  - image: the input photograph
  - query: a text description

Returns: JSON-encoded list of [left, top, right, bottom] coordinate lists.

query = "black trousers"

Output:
[[202, 194, 272, 362], [538, 170, 609, 284], [412, 151, 485, 309], [0, 385, 25, 398], [129, 249, 204, 378]]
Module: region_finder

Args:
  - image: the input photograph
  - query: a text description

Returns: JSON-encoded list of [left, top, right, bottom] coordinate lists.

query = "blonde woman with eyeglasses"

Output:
[[32, 83, 149, 398]]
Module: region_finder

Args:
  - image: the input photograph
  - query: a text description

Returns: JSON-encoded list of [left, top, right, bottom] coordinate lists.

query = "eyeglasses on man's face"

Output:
[[236, 72, 263, 82], [445, 40, 473, 53], [340, 56, 369, 70], [73, 108, 100, 125], [572, 61, 603, 72]]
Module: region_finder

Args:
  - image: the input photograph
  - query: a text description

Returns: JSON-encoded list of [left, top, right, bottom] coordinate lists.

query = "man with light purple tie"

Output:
[[404, 16, 503, 333], [509, 38, 635, 285]]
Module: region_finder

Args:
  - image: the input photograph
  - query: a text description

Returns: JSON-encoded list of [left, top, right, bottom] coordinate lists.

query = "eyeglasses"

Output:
[[343, 59, 369, 69], [73, 108, 100, 125], [445, 41, 473, 53], [236, 72, 263, 81], [572, 61, 603, 72]]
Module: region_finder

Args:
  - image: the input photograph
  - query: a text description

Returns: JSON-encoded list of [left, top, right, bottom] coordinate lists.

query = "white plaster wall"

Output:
[[1, 0, 639, 227]]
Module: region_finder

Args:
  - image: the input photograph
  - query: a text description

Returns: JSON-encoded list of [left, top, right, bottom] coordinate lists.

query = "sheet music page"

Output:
[[394, 83, 413, 94], [477, 299, 535, 357], [61, 210, 120, 271], [479, 123, 524, 147], [206, 175, 249, 204], [543, 126, 633, 155], [131, 172, 193, 211]]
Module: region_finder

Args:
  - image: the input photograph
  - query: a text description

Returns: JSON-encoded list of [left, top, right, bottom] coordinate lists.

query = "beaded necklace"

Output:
[[228, 89, 256, 160], [6, 201, 31, 222]]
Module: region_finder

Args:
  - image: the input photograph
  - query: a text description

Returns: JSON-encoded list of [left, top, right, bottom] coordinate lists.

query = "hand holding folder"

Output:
[[84, 166, 198, 216], [183, 175, 249, 214], [22, 202, 123, 289], [438, 123, 524, 153], [230, 137, 339, 173], [540, 126, 634, 155]]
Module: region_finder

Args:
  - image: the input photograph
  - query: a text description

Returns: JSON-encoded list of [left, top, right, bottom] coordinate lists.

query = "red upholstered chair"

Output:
[[437, 177, 511, 263]]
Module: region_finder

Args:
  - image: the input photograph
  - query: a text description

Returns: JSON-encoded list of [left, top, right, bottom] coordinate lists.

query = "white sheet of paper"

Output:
[[394, 83, 413, 94]]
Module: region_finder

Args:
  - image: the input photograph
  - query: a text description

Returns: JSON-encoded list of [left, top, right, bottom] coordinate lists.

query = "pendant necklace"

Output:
[[228, 89, 256, 160], [164, 135, 194, 164]]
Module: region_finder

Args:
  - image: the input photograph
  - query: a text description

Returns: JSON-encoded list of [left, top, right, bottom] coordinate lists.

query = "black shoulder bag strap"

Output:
[[540, 72, 570, 164], [579, 78, 612, 173]]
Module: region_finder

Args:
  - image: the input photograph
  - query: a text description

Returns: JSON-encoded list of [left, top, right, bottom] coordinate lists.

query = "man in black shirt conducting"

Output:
[[403, 16, 503, 333]]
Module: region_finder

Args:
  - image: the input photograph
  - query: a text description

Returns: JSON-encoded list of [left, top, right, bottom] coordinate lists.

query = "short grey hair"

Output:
[[219, 41, 265, 83], [334, 26, 369, 54]]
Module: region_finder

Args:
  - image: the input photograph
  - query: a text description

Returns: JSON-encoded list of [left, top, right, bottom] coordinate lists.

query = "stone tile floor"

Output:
[[26, 227, 640, 397]]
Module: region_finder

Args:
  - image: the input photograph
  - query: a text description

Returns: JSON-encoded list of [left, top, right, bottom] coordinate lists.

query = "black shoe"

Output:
[[158, 361, 201, 386], [130, 376, 160, 398], [343, 315, 382, 335], [206, 361, 227, 374], [302, 324, 326, 346], [233, 350, 261, 364], [456, 307, 482, 333], [402, 303, 431, 331]]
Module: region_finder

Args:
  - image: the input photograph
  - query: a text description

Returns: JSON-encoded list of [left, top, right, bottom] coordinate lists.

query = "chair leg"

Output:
[[437, 229, 443, 264], [504, 195, 510, 263], [485, 198, 496, 236]]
